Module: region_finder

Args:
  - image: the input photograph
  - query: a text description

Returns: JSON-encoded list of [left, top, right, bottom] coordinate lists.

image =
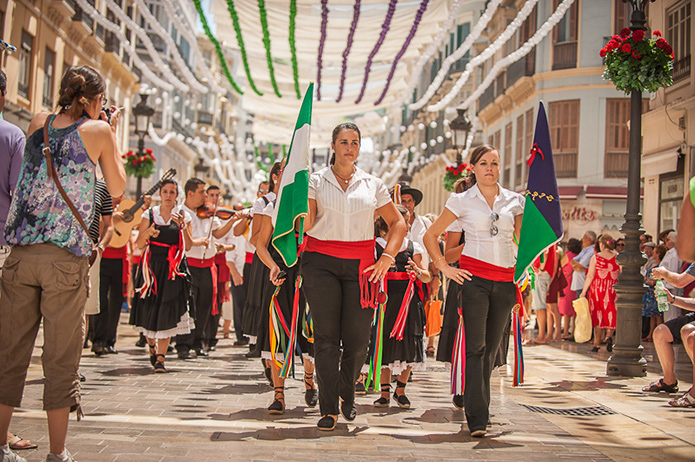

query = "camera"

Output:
[[102, 107, 111, 124]]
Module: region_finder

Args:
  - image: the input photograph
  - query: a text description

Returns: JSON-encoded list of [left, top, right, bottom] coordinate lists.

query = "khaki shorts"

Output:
[[0, 243, 89, 411]]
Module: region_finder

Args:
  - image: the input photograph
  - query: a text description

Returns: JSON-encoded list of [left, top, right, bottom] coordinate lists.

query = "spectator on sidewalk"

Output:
[[660, 231, 683, 322], [559, 238, 582, 340], [642, 244, 668, 342], [571, 231, 597, 299]]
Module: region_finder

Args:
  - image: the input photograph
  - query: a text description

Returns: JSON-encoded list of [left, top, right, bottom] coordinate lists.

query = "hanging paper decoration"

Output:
[[289, 0, 301, 99], [193, 0, 244, 94], [258, 0, 282, 98], [224, 0, 264, 96], [316, 0, 329, 100], [406, 0, 505, 111], [374, 0, 430, 105], [355, 0, 397, 104], [336, 0, 361, 103]]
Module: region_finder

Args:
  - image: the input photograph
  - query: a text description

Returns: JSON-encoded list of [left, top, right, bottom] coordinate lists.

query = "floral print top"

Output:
[[4, 115, 96, 257]]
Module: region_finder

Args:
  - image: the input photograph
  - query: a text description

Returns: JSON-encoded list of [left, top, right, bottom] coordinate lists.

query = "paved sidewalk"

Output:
[[7, 316, 695, 461]]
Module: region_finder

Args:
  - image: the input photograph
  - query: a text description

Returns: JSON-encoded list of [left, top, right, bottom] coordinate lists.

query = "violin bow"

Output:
[[204, 195, 219, 258]]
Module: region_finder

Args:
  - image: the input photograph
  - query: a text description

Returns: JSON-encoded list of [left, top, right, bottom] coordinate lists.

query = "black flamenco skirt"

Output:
[[242, 253, 271, 342], [129, 255, 194, 339], [436, 278, 462, 363], [260, 264, 313, 362], [368, 279, 425, 374]]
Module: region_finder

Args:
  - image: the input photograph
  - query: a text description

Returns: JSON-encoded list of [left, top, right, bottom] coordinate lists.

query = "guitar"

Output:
[[108, 168, 177, 248]]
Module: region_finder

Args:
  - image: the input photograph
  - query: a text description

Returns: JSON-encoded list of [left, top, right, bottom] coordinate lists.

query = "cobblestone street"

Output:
[[8, 314, 695, 461]]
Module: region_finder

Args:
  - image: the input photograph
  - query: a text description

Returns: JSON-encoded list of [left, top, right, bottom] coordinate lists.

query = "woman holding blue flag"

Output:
[[423, 144, 524, 438], [301, 122, 406, 431], [254, 158, 316, 416]]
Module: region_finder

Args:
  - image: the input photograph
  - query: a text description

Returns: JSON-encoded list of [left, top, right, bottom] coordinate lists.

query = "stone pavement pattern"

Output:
[[8, 315, 695, 461]]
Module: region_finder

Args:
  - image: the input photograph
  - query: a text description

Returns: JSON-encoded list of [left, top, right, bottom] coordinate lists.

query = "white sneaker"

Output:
[[0, 448, 28, 462], [45, 449, 76, 462]]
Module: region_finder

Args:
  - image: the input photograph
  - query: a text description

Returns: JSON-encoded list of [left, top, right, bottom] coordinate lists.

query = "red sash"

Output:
[[245, 252, 254, 265], [188, 257, 219, 315], [304, 236, 377, 309]]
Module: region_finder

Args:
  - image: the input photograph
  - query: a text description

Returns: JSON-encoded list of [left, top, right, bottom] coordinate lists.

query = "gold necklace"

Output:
[[331, 166, 355, 184]]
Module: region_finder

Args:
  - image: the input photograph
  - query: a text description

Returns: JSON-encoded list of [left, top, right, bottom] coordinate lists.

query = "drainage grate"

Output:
[[522, 404, 617, 416]]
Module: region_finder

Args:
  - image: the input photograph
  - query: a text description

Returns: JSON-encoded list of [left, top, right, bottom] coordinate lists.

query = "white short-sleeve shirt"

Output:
[[150, 205, 191, 226], [445, 184, 524, 268], [308, 167, 391, 242]]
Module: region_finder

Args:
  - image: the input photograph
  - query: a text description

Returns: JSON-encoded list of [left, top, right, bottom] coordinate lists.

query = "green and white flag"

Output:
[[271, 83, 313, 267]]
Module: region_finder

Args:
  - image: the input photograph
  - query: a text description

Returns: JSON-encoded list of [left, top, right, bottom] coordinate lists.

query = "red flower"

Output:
[[665, 44, 673, 55], [632, 51, 642, 59], [145, 148, 153, 155], [466, 167, 472, 172], [133, 159, 139, 166], [653, 30, 662, 37], [632, 30, 644, 42], [599, 48, 608, 57], [150, 154, 156, 161], [621, 43, 631, 53], [670, 52, 675, 59], [656, 38, 667, 48], [462, 163, 468, 168], [139, 156, 146, 162], [620, 28, 631, 38], [121, 154, 126, 159]]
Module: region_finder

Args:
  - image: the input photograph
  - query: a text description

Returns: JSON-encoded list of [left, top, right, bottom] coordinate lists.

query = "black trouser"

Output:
[[230, 281, 247, 341], [175, 265, 213, 352], [301, 252, 374, 416], [93, 257, 124, 348], [460, 276, 515, 432]]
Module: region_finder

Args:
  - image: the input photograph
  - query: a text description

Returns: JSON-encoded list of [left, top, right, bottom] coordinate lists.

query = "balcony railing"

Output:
[[605, 151, 629, 178], [494, 72, 506, 98], [479, 84, 495, 111], [105, 32, 120, 53], [555, 152, 578, 178], [71, 0, 95, 32], [673, 55, 691, 83], [197, 111, 213, 125], [507, 50, 535, 87], [552, 41, 577, 70], [172, 118, 193, 140]]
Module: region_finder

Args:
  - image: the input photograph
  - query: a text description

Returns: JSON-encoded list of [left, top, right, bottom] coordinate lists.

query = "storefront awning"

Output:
[[584, 186, 642, 200], [641, 147, 680, 177], [559, 186, 582, 201]]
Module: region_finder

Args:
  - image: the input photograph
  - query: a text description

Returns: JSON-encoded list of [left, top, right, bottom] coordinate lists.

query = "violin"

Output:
[[196, 202, 237, 220]]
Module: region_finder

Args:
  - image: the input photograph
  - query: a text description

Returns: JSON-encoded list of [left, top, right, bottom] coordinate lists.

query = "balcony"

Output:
[[552, 41, 577, 70], [197, 111, 213, 126], [494, 72, 506, 99], [71, 0, 95, 32], [605, 151, 628, 178], [507, 51, 535, 87], [673, 55, 691, 83], [105, 32, 120, 54], [479, 84, 495, 111]]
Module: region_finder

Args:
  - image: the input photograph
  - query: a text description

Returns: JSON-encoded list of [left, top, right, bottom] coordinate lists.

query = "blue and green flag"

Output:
[[514, 102, 564, 283]]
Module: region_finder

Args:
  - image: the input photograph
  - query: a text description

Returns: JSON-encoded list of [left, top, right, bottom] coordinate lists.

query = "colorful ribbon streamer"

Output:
[[192, 0, 243, 95], [223, 0, 264, 96], [374, 0, 430, 105], [389, 273, 418, 341], [451, 308, 466, 395], [513, 308, 525, 386], [355, 0, 397, 104], [365, 281, 387, 392], [288, 0, 300, 99], [279, 276, 303, 378], [257, 0, 282, 98]]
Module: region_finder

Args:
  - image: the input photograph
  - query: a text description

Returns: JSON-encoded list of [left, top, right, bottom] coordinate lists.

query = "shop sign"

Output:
[[563, 206, 597, 222]]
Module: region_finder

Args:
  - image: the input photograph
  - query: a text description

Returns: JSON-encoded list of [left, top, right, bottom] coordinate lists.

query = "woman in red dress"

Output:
[[579, 234, 620, 352]]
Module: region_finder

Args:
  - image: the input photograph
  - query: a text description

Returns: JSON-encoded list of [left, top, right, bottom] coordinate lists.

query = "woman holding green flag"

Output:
[[423, 144, 524, 438]]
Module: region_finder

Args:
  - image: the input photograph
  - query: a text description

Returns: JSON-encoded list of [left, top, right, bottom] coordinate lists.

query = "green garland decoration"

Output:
[[258, 0, 282, 98], [268, 143, 275, 164], [254, 143, 267, 172], [289, 0, 300, 99], [224, 0, 264, 96], [192, 0, 243, 95], [282, 144, 287, 158]]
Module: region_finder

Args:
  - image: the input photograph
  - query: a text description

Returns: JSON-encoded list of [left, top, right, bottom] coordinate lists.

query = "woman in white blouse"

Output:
[[423, 145, 524, 438], [302, 123, 406, 431]]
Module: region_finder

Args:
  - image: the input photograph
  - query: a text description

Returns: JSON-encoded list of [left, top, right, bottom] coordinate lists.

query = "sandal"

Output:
[[425, 346, 435, 357], [317, 415, 337, 431], [304, 372, 318, 408], [373, 383, 391, 407], [8, 433, 38, 450], [153, 354, 167, 373], [268, 387, 285, 415], [355, 373, 367, 395], [393, 380, 411, 409], [148, 343, 157, 367], [642, 378, 679, 393], [668, 390, 695, 407]]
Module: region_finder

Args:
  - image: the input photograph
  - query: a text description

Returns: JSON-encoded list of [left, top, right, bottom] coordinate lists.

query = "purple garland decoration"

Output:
[[335, 0, 361, 103], [374, 0, 430, 105], [316, 0, 329, 101], [355, 0, 397, 104]]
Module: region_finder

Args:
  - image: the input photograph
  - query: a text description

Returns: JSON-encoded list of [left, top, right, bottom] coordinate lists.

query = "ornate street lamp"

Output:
[[132, 94, 155, 198], [193, 157, 210, 177], [606, 0, 655, 377], [450, 108, 472, 164]]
